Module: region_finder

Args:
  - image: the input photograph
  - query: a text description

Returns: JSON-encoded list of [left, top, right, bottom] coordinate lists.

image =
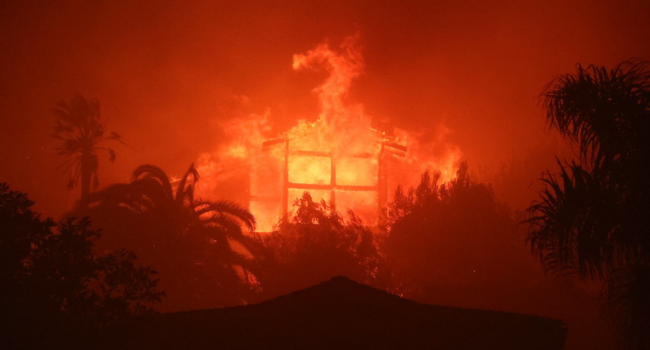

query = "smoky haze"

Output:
[[1, 2, 650, 349], [2, 0, 649, 217]]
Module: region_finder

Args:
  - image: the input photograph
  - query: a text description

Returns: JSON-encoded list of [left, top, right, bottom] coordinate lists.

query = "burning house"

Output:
[[196, 36, 461, 232], [251, 124, 407, 231]]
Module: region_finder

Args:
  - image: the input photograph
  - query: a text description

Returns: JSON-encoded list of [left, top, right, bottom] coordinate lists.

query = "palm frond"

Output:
[[84, 183, 137, 208], [194, 200, 256, 232], [543, 61, 650, 170], [526, 161, 620, 280], [128, 178, 177, 211], [131, 164, 173, 200], [175, 163, 199, 206]]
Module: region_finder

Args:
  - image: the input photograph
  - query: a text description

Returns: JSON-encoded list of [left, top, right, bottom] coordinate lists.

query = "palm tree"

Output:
[[78, 163, 260, 311], [52, 94, 122, 202], [526, 61, 650, 349]]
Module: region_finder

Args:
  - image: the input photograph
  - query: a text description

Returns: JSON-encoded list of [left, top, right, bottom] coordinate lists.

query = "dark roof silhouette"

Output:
[[110, 276, 567, 350]]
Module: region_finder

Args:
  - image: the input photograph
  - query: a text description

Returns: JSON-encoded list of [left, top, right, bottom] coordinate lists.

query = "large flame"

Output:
[[292, 35, 364, 128], [196, 35, 462, 232]]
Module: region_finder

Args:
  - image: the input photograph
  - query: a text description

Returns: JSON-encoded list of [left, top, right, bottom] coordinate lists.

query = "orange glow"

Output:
[[196, 36, 462, 231]]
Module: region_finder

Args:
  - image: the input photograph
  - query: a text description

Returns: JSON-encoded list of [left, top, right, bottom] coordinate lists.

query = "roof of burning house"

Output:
[[108, 276, 567, 350]]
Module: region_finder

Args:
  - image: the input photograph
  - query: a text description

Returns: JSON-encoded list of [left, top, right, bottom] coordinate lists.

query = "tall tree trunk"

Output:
[[80, 155, 92, 203], [80, 152, 97, 204]]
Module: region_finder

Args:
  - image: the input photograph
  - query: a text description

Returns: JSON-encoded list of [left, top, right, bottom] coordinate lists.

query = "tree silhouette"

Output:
[[27, 217, 164, 326], [76, 163, 260, 311], [254, 192, 389, 299], [52, 94, 122, 202], [384, 163, 526, 308], [0, 182, 54, 305], [526, 61, 650, 349], [0, 182, 163, 348]]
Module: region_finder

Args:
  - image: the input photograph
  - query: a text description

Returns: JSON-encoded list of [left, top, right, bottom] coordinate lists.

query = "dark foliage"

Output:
[[527, 61, 650, 349], [0, 183, 54, 296], [26, 218, 164, 325], [76, 164, 261, 311], [0, 183, 163, 347], [384, 163, 528, 306], [254, 192, 390, 299]]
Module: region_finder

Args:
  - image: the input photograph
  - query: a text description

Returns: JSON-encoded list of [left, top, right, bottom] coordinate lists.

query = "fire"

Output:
[[196, 35, 462, 232], [292, 35, 364, 128]]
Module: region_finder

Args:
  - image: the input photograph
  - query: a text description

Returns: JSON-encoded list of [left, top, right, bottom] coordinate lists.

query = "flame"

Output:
[[196, 35, 463, 232], [292, 34, 364, 128]]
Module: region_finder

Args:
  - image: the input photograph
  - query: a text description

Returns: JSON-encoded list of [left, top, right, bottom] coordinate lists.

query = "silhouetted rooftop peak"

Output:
[[116, 277, 568, 350]]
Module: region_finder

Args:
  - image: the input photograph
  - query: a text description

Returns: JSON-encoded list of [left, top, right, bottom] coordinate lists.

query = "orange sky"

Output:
[[2, 0, 650, 217]]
